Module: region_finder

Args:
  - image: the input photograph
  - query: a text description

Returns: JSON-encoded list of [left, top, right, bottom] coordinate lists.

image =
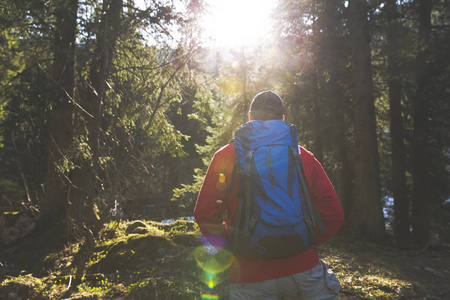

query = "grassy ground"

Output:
[[0, 220, 449, 299]]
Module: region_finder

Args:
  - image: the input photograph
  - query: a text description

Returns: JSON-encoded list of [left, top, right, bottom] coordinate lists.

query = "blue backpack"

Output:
[[229, 120, 327, 259]]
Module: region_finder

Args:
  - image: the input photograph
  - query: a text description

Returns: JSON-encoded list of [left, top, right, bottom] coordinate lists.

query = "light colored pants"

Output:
[[229, 260, 340, 300]]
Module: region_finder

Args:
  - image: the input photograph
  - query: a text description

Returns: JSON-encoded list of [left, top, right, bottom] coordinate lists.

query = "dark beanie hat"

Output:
[[249, 90, 283, 120]]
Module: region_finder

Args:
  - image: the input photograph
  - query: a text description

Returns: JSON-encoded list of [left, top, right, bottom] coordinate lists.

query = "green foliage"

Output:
[[0, 0, 213, 226], [0, 178, 25, 205], [0, 274, 47, 300], [0, 0, 56, 208], [0, 65, 50, 203], [172, 168, 205, 202], [97, 37, 213, 202], [153, 219, 200, 236], [0, 30, 25, 85]]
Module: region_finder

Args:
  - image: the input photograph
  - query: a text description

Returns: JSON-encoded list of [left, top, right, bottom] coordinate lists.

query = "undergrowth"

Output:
[[1, 220, 449, 299]]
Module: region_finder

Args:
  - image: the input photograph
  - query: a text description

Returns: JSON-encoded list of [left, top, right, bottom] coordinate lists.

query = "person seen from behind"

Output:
[[194, 90, 345, 299]]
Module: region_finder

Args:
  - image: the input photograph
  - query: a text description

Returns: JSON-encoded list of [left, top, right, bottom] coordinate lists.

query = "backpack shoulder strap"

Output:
[[228, 160, 240, 194], [232, 149, 255, 253], [242, 150, 254, 233], [290, 147, 328, 236]]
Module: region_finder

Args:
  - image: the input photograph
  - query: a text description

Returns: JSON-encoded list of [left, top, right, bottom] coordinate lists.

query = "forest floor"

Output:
[[0, 219, 449, 299]]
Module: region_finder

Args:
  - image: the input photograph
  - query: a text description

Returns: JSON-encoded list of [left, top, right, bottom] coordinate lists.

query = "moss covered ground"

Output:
[[0, 220, 449, 299]]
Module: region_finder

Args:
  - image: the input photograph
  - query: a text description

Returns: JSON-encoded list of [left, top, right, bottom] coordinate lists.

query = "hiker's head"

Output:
[[249, 90, 284, 121]]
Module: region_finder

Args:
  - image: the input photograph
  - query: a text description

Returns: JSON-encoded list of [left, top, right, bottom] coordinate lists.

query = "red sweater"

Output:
[[194, 142, 344, 283]]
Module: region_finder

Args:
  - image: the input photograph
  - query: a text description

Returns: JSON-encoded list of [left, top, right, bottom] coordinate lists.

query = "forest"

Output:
[[0, 0, 449, 299]]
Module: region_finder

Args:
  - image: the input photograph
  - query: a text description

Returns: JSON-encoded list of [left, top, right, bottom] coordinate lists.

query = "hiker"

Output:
[[194, 91, 345, 299]]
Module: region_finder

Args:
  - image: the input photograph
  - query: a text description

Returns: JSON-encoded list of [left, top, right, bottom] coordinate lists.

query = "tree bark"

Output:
[[312, 72, 324, 163], [411, 0, 432, 245], [71, 0, 122, 224], [310, 9, 324, 163], [344, 0, 386, 243], [40, 0, 78, 244], [71, 0, 122, 281], [334, 109, 353, 217], [385, 0, 410, 244], [321, 0, 353, 218]]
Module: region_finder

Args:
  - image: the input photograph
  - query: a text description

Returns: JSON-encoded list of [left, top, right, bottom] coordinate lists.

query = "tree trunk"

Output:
[[321, 0, 353, 218], [411, 0, 432, 245], [72, 0, 122, 282], [344, 0, 386, 243], [71, 0, 122, 223], [385, 0, 410, 244], [311, 10, 324, 163], [329, 90, 353, 218], [334, 110, 352, 217], [40, 0, 78, 244], [312, 72, 324, 163]]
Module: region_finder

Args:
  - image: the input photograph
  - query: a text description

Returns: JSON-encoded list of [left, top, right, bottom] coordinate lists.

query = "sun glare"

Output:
[[202, 0, 277, 48]]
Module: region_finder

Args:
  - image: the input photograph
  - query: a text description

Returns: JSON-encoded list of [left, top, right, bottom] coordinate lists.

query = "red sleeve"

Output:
[[300, 147, 345, 247], [194, 145, 235, 250]]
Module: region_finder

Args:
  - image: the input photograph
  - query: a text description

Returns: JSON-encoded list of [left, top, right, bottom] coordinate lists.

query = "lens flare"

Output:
[[201, 294, 219, 300], [216, 173, 227, 191], [203, 270, 218, 289], [193, 246, 232, 274], [191, 239, 233, 299]]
